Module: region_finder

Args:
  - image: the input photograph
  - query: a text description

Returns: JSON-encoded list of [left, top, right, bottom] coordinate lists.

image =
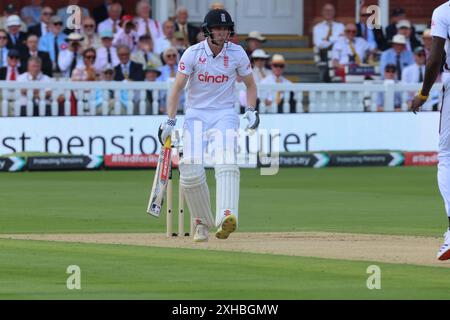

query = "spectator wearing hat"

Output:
[[173, 31, 188, 56], [17, 56, 54, 116], [21, 0, 43, 27], [154, 20, 176, 55], [376, 64, 402, 112], [174, 7, 199, 47], [313, 4, 345, 51], [131, 34, 162, 68], [19, 34, 53, 77], [0, 4, 28, 33], [331, 23, 371, 69], [402, 47, 426, 84], [396, 20, 420, 52], [98, 2, 122, 35], [93, 64, 116, 115], [260, 54, 296, 113], [245, 31, 266, 57], [114, 45, 144, 81], [6, 15, 28, 51], [94, 30, 119, 73], [134, 1, 162, 40], [379, 34, 414, 80], [0, 29, 9, 68], [143, 63, 162, 114], [57, 0, 90, 31], [385, 8, 420, 46], [0, 49, 21, 80], [38, 15, 67, 73], [58, 32, 85, 78], [402, 46, 439, 111], [356, 5, 387, 51], [113, 15, 139, 53], [28, 6, 53, 38], [80, 17, 102, 50], [251, 49, 272, 84]]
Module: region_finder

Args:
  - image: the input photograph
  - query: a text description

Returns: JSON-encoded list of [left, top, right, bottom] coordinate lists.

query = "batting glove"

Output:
[[158, 118, 177, 145], [243, 107, 260, 133]]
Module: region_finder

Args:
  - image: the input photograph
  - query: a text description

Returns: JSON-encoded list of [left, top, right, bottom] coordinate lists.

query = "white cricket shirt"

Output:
[[431, 1, 450, 73], [178, 39, 252, 110]]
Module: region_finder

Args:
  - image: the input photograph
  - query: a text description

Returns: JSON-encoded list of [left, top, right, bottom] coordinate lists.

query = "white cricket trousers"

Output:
[[182, 107, 239, 164], [438, 80, 450, 218]]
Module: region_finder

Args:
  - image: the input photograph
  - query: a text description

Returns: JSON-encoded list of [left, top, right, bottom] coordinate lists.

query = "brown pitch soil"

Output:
[[1, 232, 449, 268]]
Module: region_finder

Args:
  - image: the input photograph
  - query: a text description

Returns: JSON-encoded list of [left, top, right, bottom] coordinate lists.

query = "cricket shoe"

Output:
[[215, 213, 237, 240], [437, 229, 450, 261], [194, 224, 209, 242]]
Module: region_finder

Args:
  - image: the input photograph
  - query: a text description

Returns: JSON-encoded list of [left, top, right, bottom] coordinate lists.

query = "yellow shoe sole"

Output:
[[215, 214, 237, 240]]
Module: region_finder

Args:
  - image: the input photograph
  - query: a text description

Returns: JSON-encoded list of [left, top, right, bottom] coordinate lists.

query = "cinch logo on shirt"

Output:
[[198, 72, 229, 83]]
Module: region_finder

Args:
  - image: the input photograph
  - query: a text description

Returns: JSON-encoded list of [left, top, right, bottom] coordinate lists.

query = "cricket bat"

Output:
[[147, 136, 172, 218]]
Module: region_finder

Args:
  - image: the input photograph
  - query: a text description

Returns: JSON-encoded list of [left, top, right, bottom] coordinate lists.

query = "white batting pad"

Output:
[[215, 164, 240, 227], [438, 157, 450, 218], [179, 162, 214, 228]]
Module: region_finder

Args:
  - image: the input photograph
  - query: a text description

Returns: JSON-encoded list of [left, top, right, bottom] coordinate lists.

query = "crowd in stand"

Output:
[[0, 1, 287, 116], [1, 1, 434, 116], [313, 4, 441, 111], [0, 0, 291, 116]]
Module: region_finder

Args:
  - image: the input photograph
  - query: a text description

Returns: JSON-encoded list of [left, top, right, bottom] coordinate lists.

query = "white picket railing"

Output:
[[0, 80, 444, 117]]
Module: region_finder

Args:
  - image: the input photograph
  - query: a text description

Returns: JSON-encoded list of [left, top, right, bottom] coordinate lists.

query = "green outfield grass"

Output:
[[0, 167, 445, 236], [1, 238, 449, 300], [0, 167, 449, 300]]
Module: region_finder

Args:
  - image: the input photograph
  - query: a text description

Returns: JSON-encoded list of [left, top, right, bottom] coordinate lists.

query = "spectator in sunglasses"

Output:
[[0, 49, 21, 116], [402, 47, 440, 111], [332, 23, 371, 69], [80, 17, 101, 50], [38, 15, 67, 73], [356, 5, 387, 51], [71, 47, 97, 81], [21, 0, 44, 27], [28, 6, 53, 37], [260, 54, 297, 113], [376, 64, 403, 112], [5, 15, 28, 51], [158, 47, 184, 114], [0, 49, 21, 81], [70, 48, 98, 115]]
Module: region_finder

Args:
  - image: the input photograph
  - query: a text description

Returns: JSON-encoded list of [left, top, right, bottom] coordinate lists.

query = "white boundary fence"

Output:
[[0, 80, 444, 117]]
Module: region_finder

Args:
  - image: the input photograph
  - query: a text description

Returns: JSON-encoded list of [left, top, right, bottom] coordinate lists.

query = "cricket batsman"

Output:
[[411, 1, 450, 260], [157, 9, 259, 242]]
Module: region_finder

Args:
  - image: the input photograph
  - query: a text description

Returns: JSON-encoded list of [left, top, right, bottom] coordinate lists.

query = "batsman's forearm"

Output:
[[167, 90, 180, 119], [421, 60, 442, 96], [246, 83, 257, 108]]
